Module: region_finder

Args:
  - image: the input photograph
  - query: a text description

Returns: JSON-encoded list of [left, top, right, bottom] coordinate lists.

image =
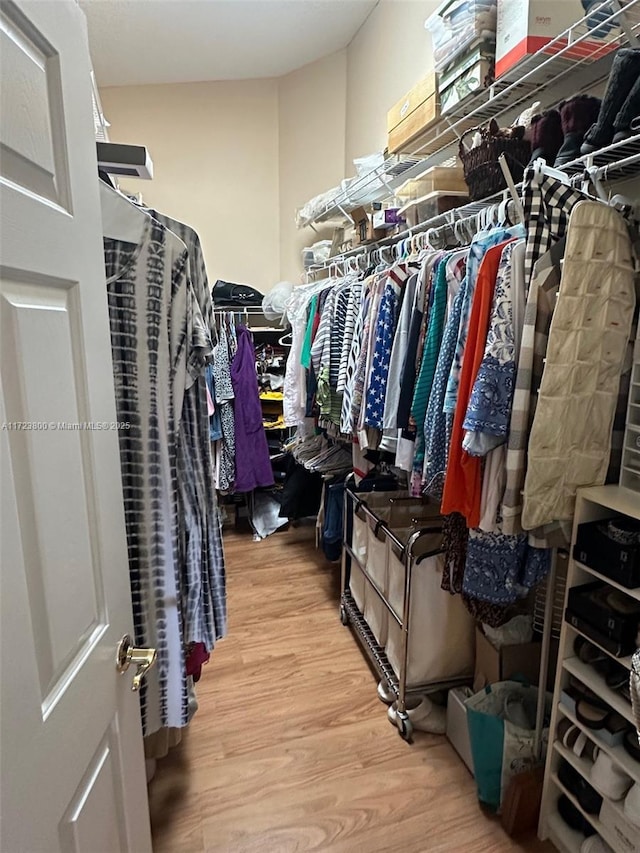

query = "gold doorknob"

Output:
[[116, 634, 157, 692]]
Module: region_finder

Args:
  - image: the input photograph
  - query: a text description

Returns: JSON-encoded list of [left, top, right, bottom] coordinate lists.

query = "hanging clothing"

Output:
[[522, 201, 636, 529], [422, 272, 467, 498], [463, 240, 525, 456], [341, 281, 370, 434], [213, 322, 236, 492], [500, 241, 564, 539], [442, 239, 516, 526], [105, 216, 203, 736], [444, 225, 525, 415], [410, 257, 448, 485], [149, 210, 227, 653], [337, 280, 363, 393], [363, 265, 410, 429], [231, 325, 275, 493], [462, 529, 551, 606]]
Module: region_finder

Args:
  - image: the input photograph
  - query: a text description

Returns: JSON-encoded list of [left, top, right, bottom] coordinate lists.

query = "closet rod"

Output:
[[308, 189, 508, 275], [309, 191, 514, 275]]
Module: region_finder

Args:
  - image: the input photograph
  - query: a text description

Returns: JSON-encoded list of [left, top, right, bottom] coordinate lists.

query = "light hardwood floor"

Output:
[[149, 525, 553, 853]]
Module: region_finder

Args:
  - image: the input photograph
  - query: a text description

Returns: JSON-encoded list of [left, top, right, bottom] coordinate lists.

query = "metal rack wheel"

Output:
[[396, 710, 413, 743], [339, 604, 349, 626]]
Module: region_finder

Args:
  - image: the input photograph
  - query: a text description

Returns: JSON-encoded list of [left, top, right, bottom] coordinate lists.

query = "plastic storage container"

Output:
[[426, 0, 497, 73]]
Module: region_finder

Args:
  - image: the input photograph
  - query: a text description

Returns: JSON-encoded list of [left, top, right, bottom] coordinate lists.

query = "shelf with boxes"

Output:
[[304, 125, 640, 282], [539, 484, 640, 853], [397, 0, 640, 164], [297, 2, 640, 236], [296, 155, 432, 230]]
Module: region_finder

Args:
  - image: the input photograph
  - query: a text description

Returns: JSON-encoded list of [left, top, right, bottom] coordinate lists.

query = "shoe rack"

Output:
[[539, 485, 640, 853], [621, 327, 640, 495]]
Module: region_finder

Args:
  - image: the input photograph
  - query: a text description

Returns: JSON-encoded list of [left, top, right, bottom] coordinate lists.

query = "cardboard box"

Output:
[[441, 58, 494, 114], [439, 41, 495, 115], [473, 626, 541, 691], [438, 40, 495, 92], [349, 206, 384, 244], [387, 72, 440, 154], [446, 687, 475, 775], [496, 0, 619, 80], [599, 799, 640, 853], [372, 209, 405, 230]]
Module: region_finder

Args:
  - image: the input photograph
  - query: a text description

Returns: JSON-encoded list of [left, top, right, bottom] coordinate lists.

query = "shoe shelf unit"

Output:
[[297, 0, 640, 234], [339, 482, 473, 742], [621, 330, 640, 495], [538, 484, 640, 853]]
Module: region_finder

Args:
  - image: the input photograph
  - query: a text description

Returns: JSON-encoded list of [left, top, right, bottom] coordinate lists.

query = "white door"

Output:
[[0, 1, 153, 851]]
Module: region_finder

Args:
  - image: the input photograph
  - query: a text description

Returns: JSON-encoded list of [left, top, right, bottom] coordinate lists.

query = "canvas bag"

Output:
[[465, 680, 551, 811]]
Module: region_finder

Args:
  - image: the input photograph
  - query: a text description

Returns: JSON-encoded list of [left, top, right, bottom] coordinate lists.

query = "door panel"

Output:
[[0, 2, 70, 208], [60, 725, 127, 853], [2, 278, 105, 708], [0, 2, 152, 851]]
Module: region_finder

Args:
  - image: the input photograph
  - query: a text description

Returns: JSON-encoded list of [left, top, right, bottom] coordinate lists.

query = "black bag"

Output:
[[212, 279, 264, 307]]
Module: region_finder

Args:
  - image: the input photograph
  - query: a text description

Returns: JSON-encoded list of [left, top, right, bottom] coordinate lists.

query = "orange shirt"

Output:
[[441, 240, 515, 527]]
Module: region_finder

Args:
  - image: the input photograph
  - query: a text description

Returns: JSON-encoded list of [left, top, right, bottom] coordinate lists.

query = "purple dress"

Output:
[[230, 326, 275, 493]]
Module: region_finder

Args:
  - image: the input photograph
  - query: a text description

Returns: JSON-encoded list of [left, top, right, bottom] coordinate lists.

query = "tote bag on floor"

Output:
[[465, 680, 551, 811]]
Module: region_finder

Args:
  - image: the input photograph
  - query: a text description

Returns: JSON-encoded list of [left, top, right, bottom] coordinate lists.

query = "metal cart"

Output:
[[339, 481, 473, 741]]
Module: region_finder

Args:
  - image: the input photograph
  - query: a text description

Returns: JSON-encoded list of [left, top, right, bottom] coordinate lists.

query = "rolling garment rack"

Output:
[[340, 478, 474, 742]]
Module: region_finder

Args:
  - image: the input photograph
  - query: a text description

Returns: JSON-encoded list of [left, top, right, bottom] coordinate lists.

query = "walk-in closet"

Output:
[[2, 1, 640, 852]]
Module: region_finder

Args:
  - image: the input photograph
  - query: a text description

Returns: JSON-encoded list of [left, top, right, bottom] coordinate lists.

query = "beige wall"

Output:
[[100, 79, 280, 294], [278, 49, 347, 284], [100, 1, 442, 287], [345, 0, 440, 170]]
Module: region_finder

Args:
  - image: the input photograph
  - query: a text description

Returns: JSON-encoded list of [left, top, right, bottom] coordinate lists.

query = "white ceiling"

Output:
[[81, 0, 378, 87]]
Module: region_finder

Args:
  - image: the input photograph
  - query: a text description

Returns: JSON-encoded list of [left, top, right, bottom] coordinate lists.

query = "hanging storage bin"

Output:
[[459, 120, 530, 201], [349, 560, 367, 612], [351, 499, 369, 565], [385, 527, 475, 687]]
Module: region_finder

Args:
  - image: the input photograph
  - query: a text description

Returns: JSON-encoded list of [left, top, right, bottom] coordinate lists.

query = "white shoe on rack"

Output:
[[580, 835, 614, 853], [387, 697, 446, 734]]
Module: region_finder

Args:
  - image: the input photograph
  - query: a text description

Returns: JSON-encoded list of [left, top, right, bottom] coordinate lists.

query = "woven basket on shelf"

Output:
[[459, 121, 531, 201]]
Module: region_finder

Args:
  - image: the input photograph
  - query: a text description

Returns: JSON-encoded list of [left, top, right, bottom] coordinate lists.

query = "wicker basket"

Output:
[[459, 123, 531, 201]]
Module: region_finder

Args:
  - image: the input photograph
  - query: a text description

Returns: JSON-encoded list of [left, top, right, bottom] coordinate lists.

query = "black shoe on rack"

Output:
[[558, 760, 603, 816], [612, 79, 640, 143], [555, 95, 601, 166], [613, 115, 640, 144], [581, 48, 640, 154], [558, 794, 596, 836], [527, 109, 564, 167]]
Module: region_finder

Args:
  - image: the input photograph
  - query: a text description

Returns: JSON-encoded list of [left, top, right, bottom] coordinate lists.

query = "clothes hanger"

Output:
[[99, 180, 150, 243], [497, 192, 510, 227], [532, 156, 571, 187]]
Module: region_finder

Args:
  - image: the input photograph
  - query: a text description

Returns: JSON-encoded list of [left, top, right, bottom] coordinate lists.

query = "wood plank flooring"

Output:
[[149, 526, 553, 853]]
